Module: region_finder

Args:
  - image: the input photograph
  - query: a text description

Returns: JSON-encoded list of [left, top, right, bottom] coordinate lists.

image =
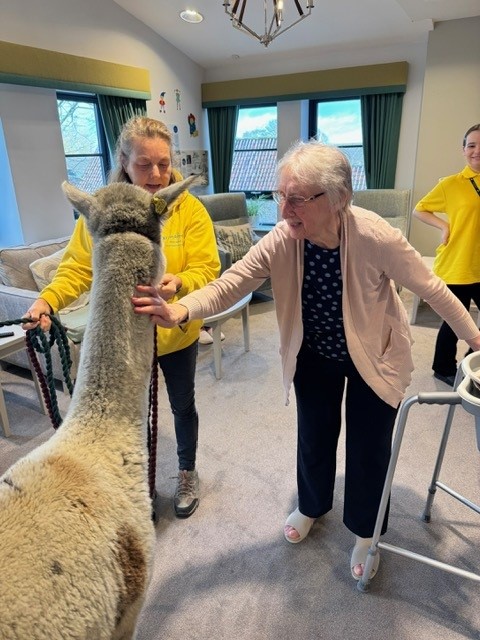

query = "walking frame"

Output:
[[357, 352, 480, 592]]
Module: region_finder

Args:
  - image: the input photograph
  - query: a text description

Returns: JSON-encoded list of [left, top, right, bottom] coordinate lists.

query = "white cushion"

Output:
[[29, 249, 90, 313]]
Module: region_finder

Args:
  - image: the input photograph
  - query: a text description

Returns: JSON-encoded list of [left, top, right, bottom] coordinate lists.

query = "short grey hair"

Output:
[[276, 140, 353, 212]]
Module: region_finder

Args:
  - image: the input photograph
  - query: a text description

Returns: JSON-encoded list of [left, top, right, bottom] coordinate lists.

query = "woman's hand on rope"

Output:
[[22, 298, 53, 331], [132, 284, 189, 327]]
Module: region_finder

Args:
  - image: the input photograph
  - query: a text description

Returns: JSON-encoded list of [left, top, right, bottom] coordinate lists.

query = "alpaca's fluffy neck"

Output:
[[65, 233, 159, 429]]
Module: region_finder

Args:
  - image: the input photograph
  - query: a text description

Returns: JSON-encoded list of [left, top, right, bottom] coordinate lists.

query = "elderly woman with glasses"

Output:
[[132, 140, 480, 581]]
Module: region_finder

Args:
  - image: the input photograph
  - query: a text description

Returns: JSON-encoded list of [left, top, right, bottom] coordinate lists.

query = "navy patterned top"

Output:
[[302, 241, 350, 360]]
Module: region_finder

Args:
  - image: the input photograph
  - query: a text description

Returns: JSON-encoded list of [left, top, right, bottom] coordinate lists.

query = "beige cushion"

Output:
[[0, 236, 70, 289], [29, 249, 90, 313], [214, 223, 254, 263]]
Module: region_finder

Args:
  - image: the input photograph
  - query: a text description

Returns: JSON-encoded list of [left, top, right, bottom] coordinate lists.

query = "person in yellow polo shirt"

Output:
[[24, 116, 220, 518], [413, 123, 480, 385]]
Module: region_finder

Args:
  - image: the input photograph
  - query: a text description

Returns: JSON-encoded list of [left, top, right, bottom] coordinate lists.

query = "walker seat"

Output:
[[457, 351, 480, 450]]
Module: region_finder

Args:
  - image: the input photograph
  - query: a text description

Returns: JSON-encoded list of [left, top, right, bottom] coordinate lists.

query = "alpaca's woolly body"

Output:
[[0, 177, 199, 640]]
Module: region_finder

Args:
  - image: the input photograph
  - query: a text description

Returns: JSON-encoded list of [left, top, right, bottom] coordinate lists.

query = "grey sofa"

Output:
[[0, 236, 85, 382]]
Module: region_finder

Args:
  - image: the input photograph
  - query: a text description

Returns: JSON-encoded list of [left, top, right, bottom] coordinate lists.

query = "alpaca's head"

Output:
[[61, 175, 203, 244]]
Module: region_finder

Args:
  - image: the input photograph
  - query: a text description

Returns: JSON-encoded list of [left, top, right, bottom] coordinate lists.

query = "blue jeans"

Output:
[[293, 343, 398, 538], [158, 340, 199, 471]]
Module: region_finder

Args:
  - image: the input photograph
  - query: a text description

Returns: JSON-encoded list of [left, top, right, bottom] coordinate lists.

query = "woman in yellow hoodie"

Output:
[[24, 116, 220, 519]]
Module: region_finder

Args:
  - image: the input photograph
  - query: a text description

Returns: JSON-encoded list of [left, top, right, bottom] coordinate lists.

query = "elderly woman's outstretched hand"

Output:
[[132, 284, 189, 327]]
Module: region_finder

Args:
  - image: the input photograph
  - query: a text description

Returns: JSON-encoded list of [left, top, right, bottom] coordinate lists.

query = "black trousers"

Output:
[[293, 344, 398, 538], [158, 340, 199, 471], [432, 282, 480, 377]]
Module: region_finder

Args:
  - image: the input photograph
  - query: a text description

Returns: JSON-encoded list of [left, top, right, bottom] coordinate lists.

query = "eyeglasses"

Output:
[[272, 191, 325, 209]]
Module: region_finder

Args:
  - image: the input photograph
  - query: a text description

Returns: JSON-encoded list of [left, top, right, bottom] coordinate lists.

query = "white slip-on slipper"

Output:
[[284, 508, 315, 544], [199, 328, 214, 345], [350, 537, 380, 581]]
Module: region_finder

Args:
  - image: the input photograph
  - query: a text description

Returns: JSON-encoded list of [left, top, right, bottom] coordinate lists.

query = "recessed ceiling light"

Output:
[[180, 10, 204, 24]]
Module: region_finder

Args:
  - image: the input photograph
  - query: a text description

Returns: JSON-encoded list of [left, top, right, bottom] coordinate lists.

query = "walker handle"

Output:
[[417, 392, 461, 405]]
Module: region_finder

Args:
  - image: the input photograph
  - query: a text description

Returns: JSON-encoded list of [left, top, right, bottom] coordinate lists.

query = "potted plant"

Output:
[[246, 193, 269, 226]]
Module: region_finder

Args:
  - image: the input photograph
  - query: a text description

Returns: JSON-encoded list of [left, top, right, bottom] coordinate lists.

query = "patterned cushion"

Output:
[[214, 223, 254, 263], [29, 249, 90, 313]]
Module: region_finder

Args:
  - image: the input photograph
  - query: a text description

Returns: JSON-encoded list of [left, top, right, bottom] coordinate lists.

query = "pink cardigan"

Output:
[[181, 206, 480, 407]]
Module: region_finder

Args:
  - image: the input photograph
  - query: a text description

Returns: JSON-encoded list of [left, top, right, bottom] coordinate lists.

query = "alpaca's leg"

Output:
[[112, 598, 145, 640], [113, 620, 137, 640]]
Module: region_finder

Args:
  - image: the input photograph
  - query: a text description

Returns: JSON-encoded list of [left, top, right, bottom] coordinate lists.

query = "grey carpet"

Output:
[[1, 292, 479, 640]]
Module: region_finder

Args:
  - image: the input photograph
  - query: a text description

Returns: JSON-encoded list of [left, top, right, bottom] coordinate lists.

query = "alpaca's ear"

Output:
[[62, 181, 97, 219], [152, 175, 205, 217]]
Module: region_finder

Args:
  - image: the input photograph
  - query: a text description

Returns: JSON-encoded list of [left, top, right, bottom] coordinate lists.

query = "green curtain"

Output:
[[97, 95, 147, 160], [361, 93, 404, 188], [207, 106, 239, 193]]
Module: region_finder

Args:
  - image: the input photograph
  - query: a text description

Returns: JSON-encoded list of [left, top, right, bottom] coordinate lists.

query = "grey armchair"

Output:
[[352, 189, 412, 237], [198, 192, 272, 294]]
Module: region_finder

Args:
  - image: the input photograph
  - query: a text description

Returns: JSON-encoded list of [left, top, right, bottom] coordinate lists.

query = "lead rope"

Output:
[[147, 326, 159, 501], [0, 316, 74, 429]]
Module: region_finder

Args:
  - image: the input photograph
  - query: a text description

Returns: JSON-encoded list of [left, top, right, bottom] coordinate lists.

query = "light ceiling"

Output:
[[112, 0, 480, 70]]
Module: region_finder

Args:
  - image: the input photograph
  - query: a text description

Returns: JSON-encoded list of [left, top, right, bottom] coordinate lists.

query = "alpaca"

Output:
[[0, 175, 199, 640]]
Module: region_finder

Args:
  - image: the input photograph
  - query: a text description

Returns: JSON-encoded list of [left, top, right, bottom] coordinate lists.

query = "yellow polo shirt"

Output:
[[415, 166, 480, 284]]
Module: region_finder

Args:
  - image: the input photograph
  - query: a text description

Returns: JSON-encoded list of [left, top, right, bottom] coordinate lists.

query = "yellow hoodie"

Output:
[[40, 179, 220, 356]]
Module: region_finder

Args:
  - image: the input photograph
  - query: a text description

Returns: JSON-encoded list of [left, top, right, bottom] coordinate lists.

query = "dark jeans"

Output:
[[158, 340, 199, 471], [293, 344, 398, 538], [433, 283, 480, 376]]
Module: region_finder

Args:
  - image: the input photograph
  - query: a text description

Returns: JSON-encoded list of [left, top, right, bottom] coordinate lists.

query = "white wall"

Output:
[[410, 17, 480, 256], [277, 101, 309, 160], [0, 112, 22, 246], [0, 0, 205, 137], [0, 0, 206, 246], [0, 85, 74, 244]]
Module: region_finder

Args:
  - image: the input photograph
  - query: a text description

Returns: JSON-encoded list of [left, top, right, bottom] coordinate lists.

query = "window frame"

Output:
[[308, 97, 366, 192], [57, 92, 111, 192], [229, 104, 278, 225]]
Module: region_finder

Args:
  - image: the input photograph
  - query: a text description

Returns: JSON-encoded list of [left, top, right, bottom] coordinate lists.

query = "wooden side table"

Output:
[[202, 293, 252, 380], [0, 325, 46, 437]]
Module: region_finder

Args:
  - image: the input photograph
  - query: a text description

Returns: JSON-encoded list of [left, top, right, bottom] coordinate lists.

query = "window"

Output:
[[309, 99, 366, 191], [57, 93, 110, 196], [229, 105, 278, 226]]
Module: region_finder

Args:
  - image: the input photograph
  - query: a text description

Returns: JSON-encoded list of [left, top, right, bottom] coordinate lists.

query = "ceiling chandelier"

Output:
[[222, 1, 315, 48]]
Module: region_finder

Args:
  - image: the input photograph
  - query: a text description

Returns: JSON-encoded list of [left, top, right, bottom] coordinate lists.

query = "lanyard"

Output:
[[470, 177, 480, 197]]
